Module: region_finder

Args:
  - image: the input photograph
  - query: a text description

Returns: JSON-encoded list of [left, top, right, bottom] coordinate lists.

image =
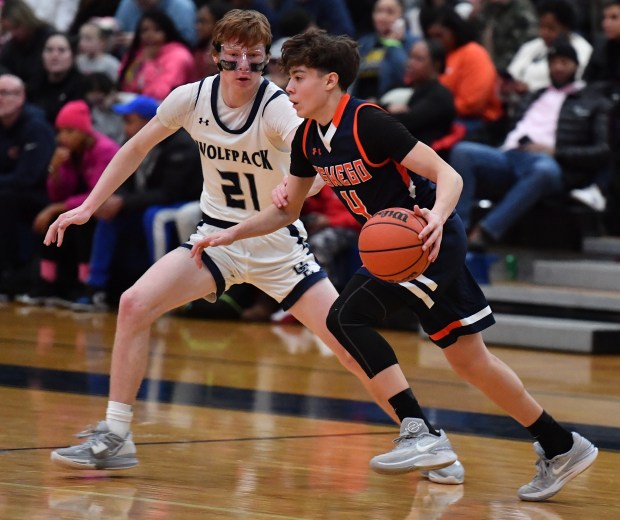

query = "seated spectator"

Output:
[[76, 20, 121, 81], [450, 38, 612, 248], [72, 95, 202, 311], [384, 38, 456, 151], [471, 0, 538, 74], [114, 0, 197, 47], [0, 0, 55, 97], [423, 5, 503, 136], [506, 0, 592, 95], [277, 0, 355, 37], [583, 0, 620, 234], [83, 72, 125, 143], [352, 0, 417, 102], [301, 185, 362, 291], [0, 74, 56, 300], [29, 32, 88, 125], [191, 0, 232, 81], [17, 100, 120, 305], [117, 9, 194, 101], [584, 0, 620, 97], [23, 0, 79, 33]]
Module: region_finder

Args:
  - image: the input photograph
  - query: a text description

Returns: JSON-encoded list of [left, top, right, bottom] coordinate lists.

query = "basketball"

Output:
[[358, 207, 430, 283]]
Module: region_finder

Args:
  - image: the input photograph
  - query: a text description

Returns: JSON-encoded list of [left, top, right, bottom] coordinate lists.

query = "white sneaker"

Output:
[[518, 432, 597, 501], [369, 418, 457, 474], [570, 184, 606, 212], [422, 459, 465, 484], [51, 421, 138, 470]]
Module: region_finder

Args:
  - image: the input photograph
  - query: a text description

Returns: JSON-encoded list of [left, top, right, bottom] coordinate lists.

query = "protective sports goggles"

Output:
[[217, 44, 267, 72]]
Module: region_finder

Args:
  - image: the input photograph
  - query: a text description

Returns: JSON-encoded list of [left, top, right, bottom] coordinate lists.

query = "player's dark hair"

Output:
[[280, 29, 359, 91]]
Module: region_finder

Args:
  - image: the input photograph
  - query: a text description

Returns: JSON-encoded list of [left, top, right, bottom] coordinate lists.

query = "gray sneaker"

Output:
[[370, 418, 457, 475], [518, 432, 598, 501], [422, 459, 465, 484], [51, 421, 138, 470]]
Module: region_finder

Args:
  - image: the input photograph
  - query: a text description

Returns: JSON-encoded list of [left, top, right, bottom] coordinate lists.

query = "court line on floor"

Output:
[[1, 363, 619, 452]]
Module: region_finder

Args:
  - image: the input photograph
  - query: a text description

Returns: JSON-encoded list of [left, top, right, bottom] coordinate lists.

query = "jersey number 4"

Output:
[[219, 170, 260, 210], [340, 190, 372, 220]]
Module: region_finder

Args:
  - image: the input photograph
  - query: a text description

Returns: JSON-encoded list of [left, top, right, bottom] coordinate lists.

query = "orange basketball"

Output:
[[358, 207, 430, 283]]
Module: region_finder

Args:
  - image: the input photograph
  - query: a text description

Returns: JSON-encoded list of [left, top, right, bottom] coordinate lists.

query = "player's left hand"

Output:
[[413, 205, 443, 262], [189, 230, 235, 269], [272, 176, 289, 208]]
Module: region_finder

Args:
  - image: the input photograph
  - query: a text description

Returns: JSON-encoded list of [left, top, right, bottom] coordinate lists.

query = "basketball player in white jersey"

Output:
[[44, 10, 464, 478]]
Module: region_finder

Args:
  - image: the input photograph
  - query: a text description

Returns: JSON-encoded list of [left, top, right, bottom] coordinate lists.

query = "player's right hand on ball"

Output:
[[190, 231, 234, 269]]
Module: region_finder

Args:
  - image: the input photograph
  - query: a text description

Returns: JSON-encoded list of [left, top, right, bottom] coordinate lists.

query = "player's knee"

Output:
[[325, 302, 343, 339], [445, 336, 491, 378], [118, 286, 150, 322], [326, 298, 364, 338]]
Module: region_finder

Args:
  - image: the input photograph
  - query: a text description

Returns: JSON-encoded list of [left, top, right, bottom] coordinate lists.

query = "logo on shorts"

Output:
[[294, 262, 312, 277]]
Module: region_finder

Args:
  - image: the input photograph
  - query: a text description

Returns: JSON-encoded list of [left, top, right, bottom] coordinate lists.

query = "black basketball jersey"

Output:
[[291, 94, 437, 225]]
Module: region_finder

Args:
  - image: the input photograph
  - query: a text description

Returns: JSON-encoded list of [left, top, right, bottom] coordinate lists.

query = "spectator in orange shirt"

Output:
[[422, 5, 503, 139]]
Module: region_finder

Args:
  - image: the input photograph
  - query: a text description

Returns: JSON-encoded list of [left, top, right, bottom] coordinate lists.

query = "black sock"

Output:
[[388, 388, 439, 436], [526, 410, 574, 459]]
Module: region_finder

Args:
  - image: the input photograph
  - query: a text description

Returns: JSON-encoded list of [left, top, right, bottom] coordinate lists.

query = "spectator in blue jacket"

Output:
[[451, 37, 613, 248], [352, 0, 417, 101], [0, 74, 56, 299]]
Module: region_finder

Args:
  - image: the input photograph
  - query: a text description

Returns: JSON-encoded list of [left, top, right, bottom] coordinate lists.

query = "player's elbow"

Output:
[[453, 168, 463, 193]]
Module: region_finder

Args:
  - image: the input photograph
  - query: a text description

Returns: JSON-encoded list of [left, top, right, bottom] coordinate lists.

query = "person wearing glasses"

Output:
[[44, 10, 449, 480]]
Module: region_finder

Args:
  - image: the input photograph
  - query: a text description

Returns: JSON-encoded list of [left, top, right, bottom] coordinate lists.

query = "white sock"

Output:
[[106, 401, 133, 437]]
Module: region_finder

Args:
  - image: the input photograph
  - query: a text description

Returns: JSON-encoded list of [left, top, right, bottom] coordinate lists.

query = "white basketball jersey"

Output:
[[157, 76, 301, 223]]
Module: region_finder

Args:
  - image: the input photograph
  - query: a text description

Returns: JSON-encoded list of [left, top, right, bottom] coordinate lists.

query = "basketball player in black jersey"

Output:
[[190, 29, 598, 501]]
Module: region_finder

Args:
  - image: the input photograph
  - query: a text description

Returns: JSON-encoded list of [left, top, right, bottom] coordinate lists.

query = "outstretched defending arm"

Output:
[[44, 118, 175, 247]]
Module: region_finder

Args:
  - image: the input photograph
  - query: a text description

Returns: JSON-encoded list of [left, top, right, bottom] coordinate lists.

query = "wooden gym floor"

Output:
[[0, 302, 618, 519]]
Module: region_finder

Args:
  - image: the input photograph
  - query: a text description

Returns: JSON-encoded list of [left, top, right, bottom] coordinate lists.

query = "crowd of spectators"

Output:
[[0, 0, 618, 319]]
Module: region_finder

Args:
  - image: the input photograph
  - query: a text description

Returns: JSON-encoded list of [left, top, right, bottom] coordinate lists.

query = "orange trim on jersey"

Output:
[[394, 161, 412, 189], [353, 103, 391, 168], [429, 319, 463, 341], [332, 93, 350, 127], [301, 119, 313, 159]]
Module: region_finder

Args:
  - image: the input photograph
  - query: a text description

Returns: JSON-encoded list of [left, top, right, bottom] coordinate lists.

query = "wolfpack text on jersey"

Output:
[[157, 76, 302, 223]]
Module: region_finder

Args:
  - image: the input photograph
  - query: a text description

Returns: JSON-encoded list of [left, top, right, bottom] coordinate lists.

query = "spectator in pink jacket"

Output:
[[17, 100, 120, 306], [118, 9, 194, 101]]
